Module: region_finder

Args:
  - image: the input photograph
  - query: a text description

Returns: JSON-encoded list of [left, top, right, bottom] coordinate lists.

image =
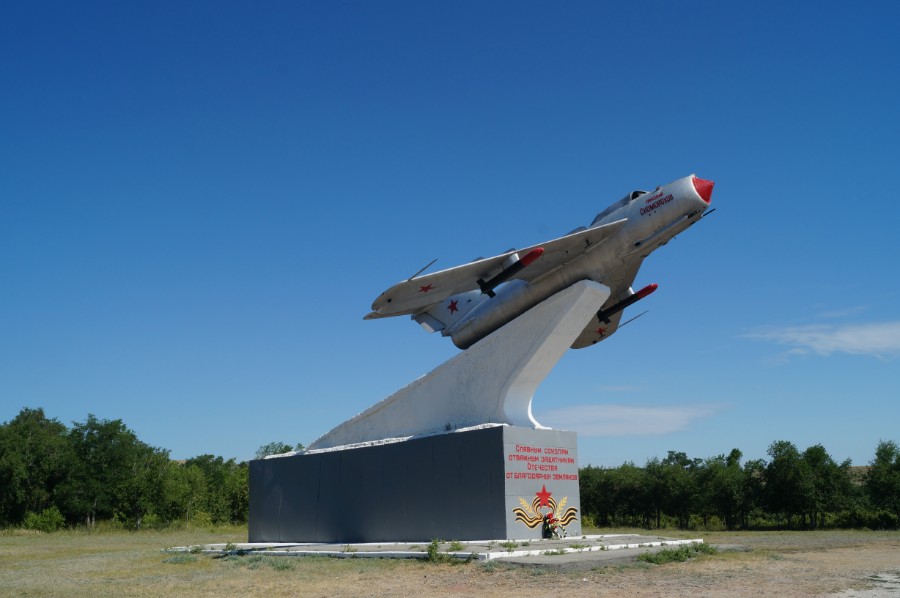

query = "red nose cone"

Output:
[[692, 176, 714, 203]]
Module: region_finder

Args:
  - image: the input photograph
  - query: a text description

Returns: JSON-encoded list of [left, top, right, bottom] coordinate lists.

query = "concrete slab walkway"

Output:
[[166, 534, 706, 568]]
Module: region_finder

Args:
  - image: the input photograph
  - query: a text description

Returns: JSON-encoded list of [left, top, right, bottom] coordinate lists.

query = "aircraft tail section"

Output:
[[412, 289, 487, 334], [571, 310, 625, 348]]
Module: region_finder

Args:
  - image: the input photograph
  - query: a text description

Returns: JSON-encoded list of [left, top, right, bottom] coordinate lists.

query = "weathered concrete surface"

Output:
[[169, 533, 711, 571]]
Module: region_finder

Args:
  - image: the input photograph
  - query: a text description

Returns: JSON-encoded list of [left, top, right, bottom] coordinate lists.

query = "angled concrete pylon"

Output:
[[308, 280, 610, 451]]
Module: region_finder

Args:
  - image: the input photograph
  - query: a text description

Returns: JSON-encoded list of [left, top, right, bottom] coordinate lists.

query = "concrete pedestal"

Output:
[[250, 281, 606, 543], [249, 425, 580, 543], [308, 281, 610, 450]]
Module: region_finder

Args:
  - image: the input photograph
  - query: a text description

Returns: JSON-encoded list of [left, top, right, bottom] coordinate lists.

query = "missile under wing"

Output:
[[366, 218, 627, 319]]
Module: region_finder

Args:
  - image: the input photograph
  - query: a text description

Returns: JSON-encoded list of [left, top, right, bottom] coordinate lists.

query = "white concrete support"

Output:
[[308, 280, 610, 451]]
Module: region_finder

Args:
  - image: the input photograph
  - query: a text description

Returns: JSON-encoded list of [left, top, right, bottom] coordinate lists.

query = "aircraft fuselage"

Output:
[[443, 175, 713, 349]]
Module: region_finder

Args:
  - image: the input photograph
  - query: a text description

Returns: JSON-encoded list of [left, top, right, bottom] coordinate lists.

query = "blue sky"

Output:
[[2, 1, 899, 467]]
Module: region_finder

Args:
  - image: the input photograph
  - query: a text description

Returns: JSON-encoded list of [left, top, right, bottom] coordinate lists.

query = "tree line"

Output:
[[0, 408, 298, 531], [2, 407, 899, 532], [579, 441, 900, 531]]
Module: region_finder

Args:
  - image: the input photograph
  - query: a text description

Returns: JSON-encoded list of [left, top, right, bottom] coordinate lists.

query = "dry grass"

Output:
[[1, 527, 898, 597]]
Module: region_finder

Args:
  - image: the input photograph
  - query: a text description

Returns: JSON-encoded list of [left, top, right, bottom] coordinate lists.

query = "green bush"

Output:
[[269, 558, 296, 571], [637, 542, 717, 564], [690, 514, 727, 531], [23, 507, 65, 532], [140, 512, 163, 529], [425, 538, 468, 563], [190, 510, 213, 528], [426, 538, 443, 562]]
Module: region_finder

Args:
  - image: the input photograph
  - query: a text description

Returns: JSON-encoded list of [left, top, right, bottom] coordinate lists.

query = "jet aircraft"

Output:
[[365, 174, 714, 349]]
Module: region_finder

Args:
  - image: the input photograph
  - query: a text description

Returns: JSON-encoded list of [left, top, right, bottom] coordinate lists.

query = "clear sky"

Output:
[[3, 1, 899, 467]]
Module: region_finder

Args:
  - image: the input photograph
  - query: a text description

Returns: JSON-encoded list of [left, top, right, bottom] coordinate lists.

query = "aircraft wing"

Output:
[[571, 259, 645, 349], [367, 218, 628, 318]]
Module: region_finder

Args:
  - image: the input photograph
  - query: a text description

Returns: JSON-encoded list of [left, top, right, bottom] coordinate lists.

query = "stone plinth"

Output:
[[249, 425, 580, 543], [250, 281, 606, 542]]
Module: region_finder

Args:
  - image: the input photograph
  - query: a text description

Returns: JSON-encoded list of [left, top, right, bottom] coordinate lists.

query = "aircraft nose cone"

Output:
[[692, 176, 714, 203]]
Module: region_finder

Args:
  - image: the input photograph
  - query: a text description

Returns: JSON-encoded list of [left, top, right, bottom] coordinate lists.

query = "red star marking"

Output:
[[535, 484, 552, 507], [595, 327, 606, 337], [418, 284, 434, 293], [447, 299, 459, 314]]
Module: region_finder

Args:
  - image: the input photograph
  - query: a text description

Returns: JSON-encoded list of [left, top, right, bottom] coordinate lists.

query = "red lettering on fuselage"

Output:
[[640, 194, 673, 215]]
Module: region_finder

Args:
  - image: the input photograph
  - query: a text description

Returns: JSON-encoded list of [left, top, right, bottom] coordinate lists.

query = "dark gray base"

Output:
[[249, 426, 581, 543]]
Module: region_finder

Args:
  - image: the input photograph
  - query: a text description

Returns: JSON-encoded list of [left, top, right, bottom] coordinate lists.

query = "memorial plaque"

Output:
[[503, 427, 581, 538]]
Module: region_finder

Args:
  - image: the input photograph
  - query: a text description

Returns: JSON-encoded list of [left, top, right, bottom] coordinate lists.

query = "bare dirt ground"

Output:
[[1, 528, 898, 597]]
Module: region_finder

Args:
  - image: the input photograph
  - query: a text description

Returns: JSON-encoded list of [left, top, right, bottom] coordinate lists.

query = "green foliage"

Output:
[[217, 553, 297, 571], [499, 541, 518, 553], [2, 406, 899, 534], [23, 506, 65, 532], [866, 440, 900, 523], [636, 542, 717, 564], [424, 538, 471, 563], [190, 510, 213, 528], [0, 408, 70, 526], [138, 512, 163, 530], [765, 440, 804, 525], [0, 407, 261, 531], [578, 461, 658, 529], [181, 455, 249, 524], [657, 451, 704, 529], [255, 442, 304, 460], [696, 449, 744, 530], [55, 413, 168, 529], [426, 538, 444, 562], [268, 557, 296, 571], [579, 440, 895, 532]]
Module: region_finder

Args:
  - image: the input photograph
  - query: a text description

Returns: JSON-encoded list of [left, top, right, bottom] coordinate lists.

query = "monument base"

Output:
[[249, 425, 581, 543]]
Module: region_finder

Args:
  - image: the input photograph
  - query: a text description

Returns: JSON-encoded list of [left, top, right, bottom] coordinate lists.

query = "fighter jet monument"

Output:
[[249, 174, 714, 543]]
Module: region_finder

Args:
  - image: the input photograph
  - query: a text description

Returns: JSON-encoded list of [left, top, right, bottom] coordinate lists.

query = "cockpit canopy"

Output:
[[590, 190, 647, 226]]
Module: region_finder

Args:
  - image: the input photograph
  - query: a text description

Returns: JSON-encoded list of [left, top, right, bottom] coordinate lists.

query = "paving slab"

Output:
[[166, 534, 713, 569]]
